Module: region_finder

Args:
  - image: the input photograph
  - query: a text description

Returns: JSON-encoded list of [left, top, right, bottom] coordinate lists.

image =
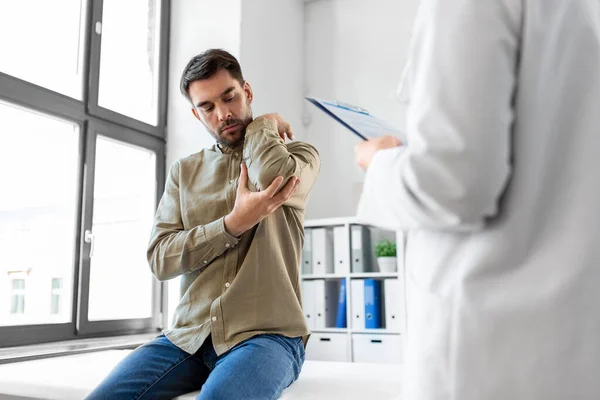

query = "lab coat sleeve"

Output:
[[358, 0, 521, 231]]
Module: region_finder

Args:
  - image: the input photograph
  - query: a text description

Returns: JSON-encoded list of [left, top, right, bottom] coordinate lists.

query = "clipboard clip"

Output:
[[325, 100, 370, 115]]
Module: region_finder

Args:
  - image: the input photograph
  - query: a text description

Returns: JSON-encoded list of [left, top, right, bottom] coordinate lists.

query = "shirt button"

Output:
[[225, 243, 230, 248], [234, 152, 239, 157], [212, 316, 217, 322], [203, 260, 208, 264], [229, 179, 235, 183], [225, 282, 231, 288]]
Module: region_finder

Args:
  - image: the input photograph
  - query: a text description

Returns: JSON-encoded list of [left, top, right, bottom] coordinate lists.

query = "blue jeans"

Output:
[[86, 334, 305, 400]]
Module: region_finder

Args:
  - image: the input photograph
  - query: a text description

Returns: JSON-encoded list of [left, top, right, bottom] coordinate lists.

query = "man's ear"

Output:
[[191, 107, 201, 121], [244, 81, 253, 104]]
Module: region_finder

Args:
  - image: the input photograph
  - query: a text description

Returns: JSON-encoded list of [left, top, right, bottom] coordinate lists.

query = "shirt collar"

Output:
[[216, 142, 244, 155]]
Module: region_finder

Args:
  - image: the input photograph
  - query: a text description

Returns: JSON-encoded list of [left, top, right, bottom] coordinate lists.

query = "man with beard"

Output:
[[87, 49, 320, 400]]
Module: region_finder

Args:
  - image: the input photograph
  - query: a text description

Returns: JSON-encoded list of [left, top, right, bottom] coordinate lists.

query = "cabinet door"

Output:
[[352, 334, 402, 364], [305, 333, 349, 362]]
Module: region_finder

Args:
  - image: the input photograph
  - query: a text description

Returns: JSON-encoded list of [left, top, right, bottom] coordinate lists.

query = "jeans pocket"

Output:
[[294, 338, 305, 372], [291, 337, 305, 358], [294, 352, 305, 381]]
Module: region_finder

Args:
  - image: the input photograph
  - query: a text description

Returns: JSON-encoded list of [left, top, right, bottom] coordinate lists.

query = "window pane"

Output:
[[0, 101, 79, 326], [50, 278, 63, 315], [88, 136, 156, 321], [98, 0, 162, 125], [11, 295, 25, 315], [0, 1, 87, 99], [52, 278, 64, 290], [10, 279, 26, 315], [12, 279, 25, 290], [51, 294, 60, 315]]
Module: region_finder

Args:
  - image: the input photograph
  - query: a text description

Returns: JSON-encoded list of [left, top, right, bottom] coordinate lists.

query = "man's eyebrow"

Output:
[[221, 87, 235, 97], [194, 87, 236, 108]]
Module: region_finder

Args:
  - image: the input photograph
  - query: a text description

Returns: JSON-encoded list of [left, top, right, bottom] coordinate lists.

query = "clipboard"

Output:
[[305, 97, 405, 141]]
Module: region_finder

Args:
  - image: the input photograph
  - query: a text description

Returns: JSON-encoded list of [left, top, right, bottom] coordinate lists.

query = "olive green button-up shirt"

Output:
[[147, 117, 320, 356]]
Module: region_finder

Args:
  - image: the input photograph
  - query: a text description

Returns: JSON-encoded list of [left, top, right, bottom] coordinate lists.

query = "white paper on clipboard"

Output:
[[305, 97, 406, 142]]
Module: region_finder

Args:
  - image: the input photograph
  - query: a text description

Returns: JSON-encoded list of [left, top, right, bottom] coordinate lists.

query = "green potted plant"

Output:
[[375, 240, 397, 273]]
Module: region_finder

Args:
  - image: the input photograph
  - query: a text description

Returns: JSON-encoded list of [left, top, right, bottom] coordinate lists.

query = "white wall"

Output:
[[166, 0, 242, 325], [240, 0, 305, 140], [167, 0, 306, 168], [303, 0, 419, 219], [166, 0, 242, 167], [165, 0, 418, 322], [166, 0, 305, 326], [167, 0, 419, 220]]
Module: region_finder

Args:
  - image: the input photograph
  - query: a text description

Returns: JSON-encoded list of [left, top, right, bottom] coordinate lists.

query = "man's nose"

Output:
[[217, 105, 232, 121]]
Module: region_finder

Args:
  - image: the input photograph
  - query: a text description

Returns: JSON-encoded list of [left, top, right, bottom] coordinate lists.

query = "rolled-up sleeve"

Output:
[[243, 117, 320, 210]]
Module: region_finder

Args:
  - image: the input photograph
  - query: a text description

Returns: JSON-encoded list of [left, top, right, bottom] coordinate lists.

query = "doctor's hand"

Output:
[[224, 163, 299, 237], [355, 136, 403, 170], [259, 113, 295, 141]]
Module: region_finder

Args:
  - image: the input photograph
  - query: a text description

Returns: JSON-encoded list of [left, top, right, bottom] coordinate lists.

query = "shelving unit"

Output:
[[349, 272, 400, 279], [300, 217, 406, 365], [302, 272, 400, 279], [301, 274, 347, 280], [311, 328, 348, 334], [351, 329, 400, 335]]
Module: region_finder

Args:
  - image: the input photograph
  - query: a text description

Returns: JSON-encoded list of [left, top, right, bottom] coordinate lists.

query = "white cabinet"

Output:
[[301, 217, 407, 364], [352, 334, 402, 364], [305, 332, 350, 362]]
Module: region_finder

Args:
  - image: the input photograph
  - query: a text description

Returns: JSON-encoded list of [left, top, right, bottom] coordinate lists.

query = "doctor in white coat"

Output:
[[355, 1, 600, 399]]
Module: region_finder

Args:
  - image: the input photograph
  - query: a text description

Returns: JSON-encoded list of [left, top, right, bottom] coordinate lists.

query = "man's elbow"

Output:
[[255, 158, 297, 191], [253, 143, 320, 191], [146, 246, 172, 282]]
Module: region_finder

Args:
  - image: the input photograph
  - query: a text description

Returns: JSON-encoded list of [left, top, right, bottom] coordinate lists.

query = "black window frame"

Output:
[[0, 0, 171, 348]]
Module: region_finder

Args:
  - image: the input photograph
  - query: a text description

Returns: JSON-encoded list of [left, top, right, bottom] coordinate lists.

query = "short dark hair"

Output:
[[180, 49, 245, 102]]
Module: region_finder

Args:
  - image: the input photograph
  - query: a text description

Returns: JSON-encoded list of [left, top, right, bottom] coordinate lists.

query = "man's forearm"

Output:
[[224, 212, 245, 238], [147, 216, 239, 281]]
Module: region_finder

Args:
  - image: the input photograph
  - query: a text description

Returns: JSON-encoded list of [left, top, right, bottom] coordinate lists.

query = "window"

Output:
[[10, 279, 26, 315], [0, 1, 87, 99], [0, 102, 79, 326], [51, 278, 64, 315], [88, 137, 156, 321], [0, 0, 169, 348], [97, 0, 163, 125]]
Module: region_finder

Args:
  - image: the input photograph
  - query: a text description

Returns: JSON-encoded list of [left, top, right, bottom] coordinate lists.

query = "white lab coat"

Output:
[[357, 1, 600, 399]]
